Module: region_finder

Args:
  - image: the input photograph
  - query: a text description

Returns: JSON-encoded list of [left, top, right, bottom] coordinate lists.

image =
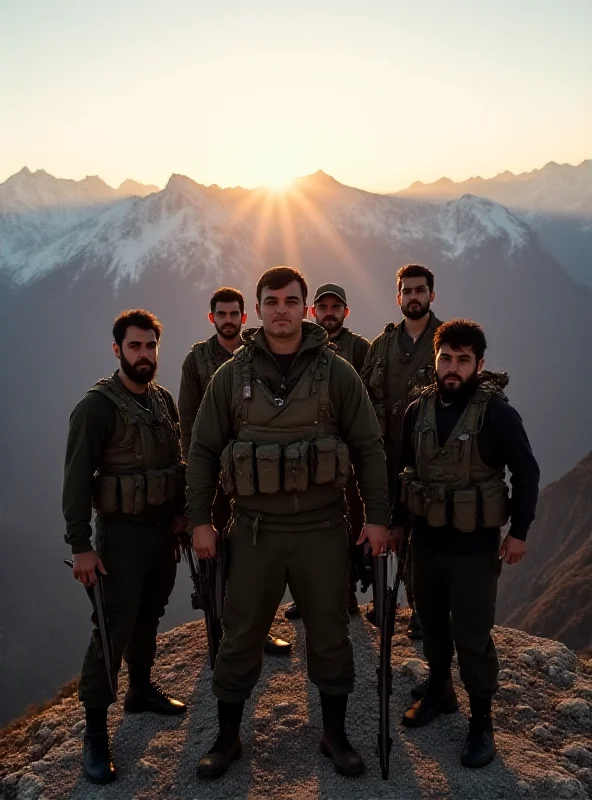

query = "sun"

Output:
[[261, 172, 295, 193]]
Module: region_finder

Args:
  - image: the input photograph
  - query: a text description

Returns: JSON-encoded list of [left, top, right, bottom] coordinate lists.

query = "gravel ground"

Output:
[[2, 606, 591, 799]]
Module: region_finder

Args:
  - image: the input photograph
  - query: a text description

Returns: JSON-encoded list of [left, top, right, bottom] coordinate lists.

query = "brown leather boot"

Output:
[[319, 692, 365, 777]]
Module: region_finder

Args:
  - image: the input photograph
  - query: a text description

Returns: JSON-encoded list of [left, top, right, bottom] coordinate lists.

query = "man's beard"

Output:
[[402, 299, 430, 320], [120, 351, 157, 385], [215, 322, 241, 341], [318, 315, 344, 335], [436, 369, 479, 404]]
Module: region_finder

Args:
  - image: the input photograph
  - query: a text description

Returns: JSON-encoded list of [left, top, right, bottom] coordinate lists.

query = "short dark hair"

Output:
[[434, 319, 487, 361], [256, 266, 308, 303], [112, 309, 163, 346], [210, 287, 245, 315], [396, 264, 434, 293]]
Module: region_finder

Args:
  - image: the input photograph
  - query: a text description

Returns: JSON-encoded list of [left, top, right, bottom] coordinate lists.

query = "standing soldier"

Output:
[[284, 282, 369, 619], [63, 310, 187, 785], [187, 266, 389, 780], [392, 319, 540, 768], [362, 264, 442, 638], [178, 287, 291, 657]]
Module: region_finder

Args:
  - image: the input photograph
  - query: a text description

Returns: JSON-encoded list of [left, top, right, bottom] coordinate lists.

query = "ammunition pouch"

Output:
[[92, 463, 185, 515], [479, 480, 510, 528], [219, 437, 350, 495], [400, 477, 509, 532], [284, 441, 309, 492]]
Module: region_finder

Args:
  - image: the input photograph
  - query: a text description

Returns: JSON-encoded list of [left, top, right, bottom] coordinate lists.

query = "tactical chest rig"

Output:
[[91, 375, 184, 516], [192, 336, 232, 394], [362, 314, 441, 442], [332, 329, 356, 365], [219, 343, 350, 516], [401, 372, 510, 532]]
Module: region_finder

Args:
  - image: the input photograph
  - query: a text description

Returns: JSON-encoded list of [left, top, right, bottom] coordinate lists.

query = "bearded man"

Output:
[[362, 264, 442, 637], [63, 309, 187, 784], [391, 319, 540, 769]]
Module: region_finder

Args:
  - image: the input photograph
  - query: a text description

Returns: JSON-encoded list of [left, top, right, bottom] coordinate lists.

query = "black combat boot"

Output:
[[264, 633, 292, 656], [401, 676, 459, 728], [284, 602, 301, 620], [197, 700, 244, 779], [406, 610, 423, 640], [319, 692, 365, 777], [124, 668, 186, 715], [83, 708, 117, 785], [461, 696, 496, 768]]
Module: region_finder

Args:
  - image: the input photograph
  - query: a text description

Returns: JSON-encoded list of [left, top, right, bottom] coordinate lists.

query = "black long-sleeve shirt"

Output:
[[391, 392, 540, 554]]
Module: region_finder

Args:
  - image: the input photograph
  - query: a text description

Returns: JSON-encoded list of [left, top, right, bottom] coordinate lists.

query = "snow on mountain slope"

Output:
[[0, 168, 162, 280], [396, 159, 592, 287], [292, 173, 530, 257], [0, 168, 533, 287]]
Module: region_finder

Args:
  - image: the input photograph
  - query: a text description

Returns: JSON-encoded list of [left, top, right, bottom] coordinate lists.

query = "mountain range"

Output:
[[397, 160, 592, 288], [0, 161, 591, 724]]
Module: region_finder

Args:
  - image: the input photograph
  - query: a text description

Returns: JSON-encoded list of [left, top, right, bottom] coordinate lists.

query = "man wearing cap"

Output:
[[284, 283, 370, 621], [312, 283, 370, 374]]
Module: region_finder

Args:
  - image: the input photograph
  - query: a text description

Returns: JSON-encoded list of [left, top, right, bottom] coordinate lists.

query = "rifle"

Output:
[[374, 530, 409, 780], [178, 534, 226, 670], [64, 559, 118, 701]]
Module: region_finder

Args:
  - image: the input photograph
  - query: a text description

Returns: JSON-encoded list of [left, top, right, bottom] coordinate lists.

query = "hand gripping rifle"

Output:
[[64, 559, 118, 701], [374, 530, 410, 780], [178, 533, 226, 670]]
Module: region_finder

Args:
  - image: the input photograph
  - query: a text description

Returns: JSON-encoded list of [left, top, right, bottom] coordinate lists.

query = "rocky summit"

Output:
[[2, 607, 591, 800]]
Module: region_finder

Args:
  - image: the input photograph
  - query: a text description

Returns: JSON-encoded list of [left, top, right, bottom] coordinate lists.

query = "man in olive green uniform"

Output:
[[187, 267, 389, 780], [178, 287, 291, 657], [362, 264, 442, 638], [284, 282, 370, 619], [392, 320, 539, 768], [63, 310, 187, 785]]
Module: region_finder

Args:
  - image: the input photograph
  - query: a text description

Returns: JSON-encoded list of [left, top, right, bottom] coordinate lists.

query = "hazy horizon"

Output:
[[2, 155, 590, 196], [2, 0, 591, 193]]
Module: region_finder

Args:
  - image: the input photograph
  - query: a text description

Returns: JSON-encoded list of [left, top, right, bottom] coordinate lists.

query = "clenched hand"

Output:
[[193, 524, 218, 559], [357, 523, 389, 556], [72, 550, 107, 587], [499, 534, 527, 565]]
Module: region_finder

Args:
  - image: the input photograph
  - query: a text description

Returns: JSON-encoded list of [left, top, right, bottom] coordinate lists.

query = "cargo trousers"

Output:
[[212, 519, 354, 702], [79, 515, 177, 708], [412, 544, 500, 698]]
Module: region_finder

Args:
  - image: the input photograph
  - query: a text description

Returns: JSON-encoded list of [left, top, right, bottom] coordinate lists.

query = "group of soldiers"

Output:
[[63, 263, 540, 785]]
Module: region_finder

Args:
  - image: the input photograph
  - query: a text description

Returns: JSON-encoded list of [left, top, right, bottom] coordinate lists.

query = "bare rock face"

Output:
[[1, 609, 591, 800]]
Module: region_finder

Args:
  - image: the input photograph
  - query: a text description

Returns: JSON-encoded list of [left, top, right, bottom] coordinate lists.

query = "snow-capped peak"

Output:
[[0, 167, 535, 288]]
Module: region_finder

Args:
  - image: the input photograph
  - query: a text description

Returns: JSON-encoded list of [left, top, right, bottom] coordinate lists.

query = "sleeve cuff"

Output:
[[507, 525, 528, 541], [70, 540, 93, 554], [190, 512, 213, 527], [364, 512, 389, 527]]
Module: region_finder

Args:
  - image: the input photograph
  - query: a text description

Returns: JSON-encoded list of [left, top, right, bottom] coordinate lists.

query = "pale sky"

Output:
[[1, 0, 591, 193]]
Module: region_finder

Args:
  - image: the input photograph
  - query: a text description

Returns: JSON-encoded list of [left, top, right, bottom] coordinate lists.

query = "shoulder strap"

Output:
[[89, 376, 131, 418], [311, 346, 334, 397]]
